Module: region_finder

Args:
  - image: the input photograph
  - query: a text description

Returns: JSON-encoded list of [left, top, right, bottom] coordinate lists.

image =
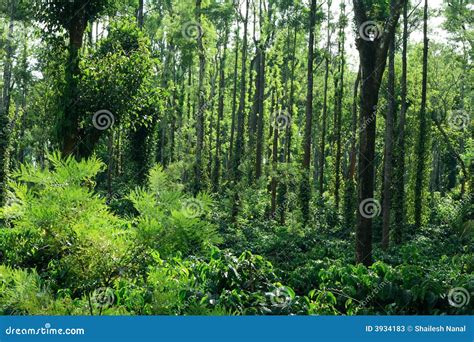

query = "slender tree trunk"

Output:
[[286, 27, 297, 163], [194, 0, 206, 194], [231, 0, 249, 180], [228, 26, 240, 172], [393, 0, 408, 244], [270, 116, 279, 218], [0, 0, 16, 205], [319, 1, 331, 197], [300, 0, 317, 225], [137, 0, 144, 28], [255, 48, 265, 179], [334, 6, 345, 209], [414, 0, 429, 228], [349, 68, 360, 181], [212, 26, 229, 191], [382, 24, 396, 249]]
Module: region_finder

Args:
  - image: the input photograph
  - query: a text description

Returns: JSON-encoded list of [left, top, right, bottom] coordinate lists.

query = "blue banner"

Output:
[[0, 316, 472, 342]]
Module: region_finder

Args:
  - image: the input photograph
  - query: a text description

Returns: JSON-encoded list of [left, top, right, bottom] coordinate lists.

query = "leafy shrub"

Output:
[[0, 152, 134, 297], [128, 165, 222, 258]]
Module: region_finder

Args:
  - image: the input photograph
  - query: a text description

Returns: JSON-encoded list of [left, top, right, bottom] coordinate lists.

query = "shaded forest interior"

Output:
[[0, 0, 472, 315]]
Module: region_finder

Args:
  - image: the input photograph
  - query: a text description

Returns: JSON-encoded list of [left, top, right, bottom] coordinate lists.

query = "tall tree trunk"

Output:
[[212, 26, 229, 191], [353, 0, 406, 265], [382, 22, 396, 249], [137, 0, 144, 29], [0, 0, 15, 205], [231, 0, 249, 181], [286, 27, 297, 163], [349, 68, 360, 181], [193, 0, 206, 194], [61, 4, 87, 156], [319, 0, 331, 197], [228, 26, 240, 173], [393, 0, 409, 244], [270, 113, 279, 218], [334, 5, 346, 209], [414, 0, 429, 228], [300, 0, 317, 225], [255, 48, 265, 179]]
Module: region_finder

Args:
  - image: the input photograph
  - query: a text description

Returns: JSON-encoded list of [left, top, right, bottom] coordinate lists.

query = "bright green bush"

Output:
[[0, 152, 134, 298], [128, 164, 222, 258]]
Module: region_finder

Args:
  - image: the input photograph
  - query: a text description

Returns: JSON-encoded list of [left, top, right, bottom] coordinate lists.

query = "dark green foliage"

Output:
[[0, 0, 472, 318]]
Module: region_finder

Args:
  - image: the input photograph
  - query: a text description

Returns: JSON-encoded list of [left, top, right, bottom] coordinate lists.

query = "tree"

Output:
[[35, 0, 114, 157], [300, 0, 317, 225], [212, 21, 230, 191], [333, 1, 346, 209], [193, 0, 206, 194], [352, 0, 406, 265], [231, 0, 250, 181], [319, 0, 331, 197], [0, 0, 16, 205], [414, 0, 429, 228], [382, 4, 396, 249], [392, 0, 409, 244]]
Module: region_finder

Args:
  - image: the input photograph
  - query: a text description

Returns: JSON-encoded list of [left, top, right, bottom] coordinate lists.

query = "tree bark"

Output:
[[300, 0, 317, 225], [212, 26, 229, 191], [353, 0, 406, 265], [193, 0, 206, 194], [231, 0, 249, 181], [0, 0, 16, 205], [228, 26, 240, 173], [382, 23, 396, 249], [137, 0, 144, 29], [334, 5, 346, 209], [319, 1, 331, 197], [393, 0, 408, 244], [414, 0, 429, 228], [255, 46, 266, 179], [61, 5, 87, 156]]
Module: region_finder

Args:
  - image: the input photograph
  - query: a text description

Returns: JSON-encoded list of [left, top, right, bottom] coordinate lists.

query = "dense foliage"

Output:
[[0, 0, 472, 315]]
